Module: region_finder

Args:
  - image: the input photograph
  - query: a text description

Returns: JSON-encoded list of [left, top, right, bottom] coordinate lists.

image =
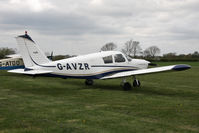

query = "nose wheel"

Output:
[[133, 79, 141, 87], [133, 76, 141, 87], [121, 76, 141, 91]]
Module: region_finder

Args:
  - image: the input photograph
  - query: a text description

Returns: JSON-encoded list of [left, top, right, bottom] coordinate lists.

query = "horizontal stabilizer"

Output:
[[8, 69, 52, 75], [101, 64, 191, 79]]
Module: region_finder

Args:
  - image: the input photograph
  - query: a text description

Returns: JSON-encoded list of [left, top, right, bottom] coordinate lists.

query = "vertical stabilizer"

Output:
[[16, 32, 50, 68]]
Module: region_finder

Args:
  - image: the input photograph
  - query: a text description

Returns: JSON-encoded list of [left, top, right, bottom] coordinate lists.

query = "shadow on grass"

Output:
[[132, 85, 198, 99], [13, 78, 124, 97]]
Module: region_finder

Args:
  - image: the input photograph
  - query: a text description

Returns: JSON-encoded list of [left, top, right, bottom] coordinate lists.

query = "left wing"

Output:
[[8, 69, 52, 75], [101, 64, 191, 79]]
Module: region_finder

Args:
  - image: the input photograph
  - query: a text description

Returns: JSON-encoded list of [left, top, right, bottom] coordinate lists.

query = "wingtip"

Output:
[[172, 64, 191, 71]]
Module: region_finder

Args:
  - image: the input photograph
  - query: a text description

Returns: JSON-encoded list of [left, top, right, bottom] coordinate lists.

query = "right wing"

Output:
[[101, 64, 191, 79]]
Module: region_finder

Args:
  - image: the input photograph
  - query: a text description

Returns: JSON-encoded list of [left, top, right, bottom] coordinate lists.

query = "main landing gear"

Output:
[[121, 76, 141, 91], [85, 79, 94, 86]]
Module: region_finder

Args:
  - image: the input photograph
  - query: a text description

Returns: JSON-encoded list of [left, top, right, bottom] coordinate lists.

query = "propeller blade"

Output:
[[148, 63, 158, 66], [49, 51, 53, 60]]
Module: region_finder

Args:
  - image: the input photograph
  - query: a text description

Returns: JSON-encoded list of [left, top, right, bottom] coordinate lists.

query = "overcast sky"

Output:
[[0, 0, 198, 55]]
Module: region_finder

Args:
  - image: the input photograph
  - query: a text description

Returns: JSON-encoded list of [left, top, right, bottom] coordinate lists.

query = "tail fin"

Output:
[[15, 32, 50, 68]]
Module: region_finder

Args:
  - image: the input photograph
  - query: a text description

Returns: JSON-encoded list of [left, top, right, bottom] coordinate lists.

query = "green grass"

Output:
[[0, 61, 198, 133]]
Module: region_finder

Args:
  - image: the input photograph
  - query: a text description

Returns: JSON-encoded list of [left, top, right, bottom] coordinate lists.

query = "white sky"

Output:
[[0, 0, 198, 55]]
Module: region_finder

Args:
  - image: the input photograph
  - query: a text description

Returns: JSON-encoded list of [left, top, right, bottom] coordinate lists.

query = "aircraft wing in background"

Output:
[[5, 54, 22, 58]]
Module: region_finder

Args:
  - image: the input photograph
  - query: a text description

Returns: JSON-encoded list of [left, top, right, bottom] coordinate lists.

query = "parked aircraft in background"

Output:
[[0, 52, 53, 70], [8, 32, 191, 90], [0, 54, 24, 70]]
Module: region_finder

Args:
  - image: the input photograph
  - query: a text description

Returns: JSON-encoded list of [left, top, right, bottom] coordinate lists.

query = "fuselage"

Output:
[[31, 51, 150, 79]]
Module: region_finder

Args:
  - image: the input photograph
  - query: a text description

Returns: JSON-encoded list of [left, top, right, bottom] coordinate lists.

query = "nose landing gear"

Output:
[[133, 76, 141, 87], [121, 76, 141, 91]]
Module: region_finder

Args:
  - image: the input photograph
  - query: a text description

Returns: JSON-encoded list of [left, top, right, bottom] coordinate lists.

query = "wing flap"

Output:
[[101, 64, 191, 79], [8, 69, 52, 75]]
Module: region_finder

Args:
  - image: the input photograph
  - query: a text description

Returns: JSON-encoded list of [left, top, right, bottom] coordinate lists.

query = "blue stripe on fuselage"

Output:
[[0, 65, 25, 70], [91, 65, 138, 68], [41, 68, 136, 79]]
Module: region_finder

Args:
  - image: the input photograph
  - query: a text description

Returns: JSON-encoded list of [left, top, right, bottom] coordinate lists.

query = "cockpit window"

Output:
[[103, 55, 113, 64], [114, 54, 126, 63], [126, 56, 132, 62]]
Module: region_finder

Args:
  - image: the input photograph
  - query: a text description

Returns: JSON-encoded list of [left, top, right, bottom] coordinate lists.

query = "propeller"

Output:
[[148, 62, 158, 67], [48, 51, 53, 61]]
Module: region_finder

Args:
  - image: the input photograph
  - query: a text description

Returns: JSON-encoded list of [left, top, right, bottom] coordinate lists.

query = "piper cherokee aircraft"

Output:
[[8, 32, 191, 90]]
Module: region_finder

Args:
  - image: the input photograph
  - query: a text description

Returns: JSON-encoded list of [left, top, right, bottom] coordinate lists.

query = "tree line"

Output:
[[159, 51, 199, 61], [101, 39, 161, 58], [0, 45, 198, 61], [0, 47, 16, 59], [100, 39, 199, 61]]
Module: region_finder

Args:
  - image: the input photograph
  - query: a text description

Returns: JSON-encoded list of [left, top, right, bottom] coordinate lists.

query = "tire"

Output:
[[85, 79, 94, 86], [123, 82, 132, 91]]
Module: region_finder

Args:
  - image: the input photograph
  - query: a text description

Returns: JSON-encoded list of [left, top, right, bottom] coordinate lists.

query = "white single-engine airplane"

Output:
[[8, 32, 191, 90]]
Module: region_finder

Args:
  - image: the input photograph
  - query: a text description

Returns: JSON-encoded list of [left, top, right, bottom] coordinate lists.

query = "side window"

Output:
[[114, 54, 126, 63], [103, 55, 113, 64]]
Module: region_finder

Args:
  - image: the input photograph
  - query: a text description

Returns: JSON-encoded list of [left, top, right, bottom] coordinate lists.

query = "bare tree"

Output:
[[101, 42, 117, 51], [143, 49, 150, 58], [144, 46, 160, 58], [122, 39, 142, 57]]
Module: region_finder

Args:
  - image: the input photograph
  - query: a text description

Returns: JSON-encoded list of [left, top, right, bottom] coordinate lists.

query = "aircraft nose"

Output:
[[148, 62, 158, 66], [145, 60, 151, 64], [141, 60, 150, 65]]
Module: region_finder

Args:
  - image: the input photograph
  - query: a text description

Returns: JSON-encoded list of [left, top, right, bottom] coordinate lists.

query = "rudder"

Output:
[[16, 32, 50, 68]]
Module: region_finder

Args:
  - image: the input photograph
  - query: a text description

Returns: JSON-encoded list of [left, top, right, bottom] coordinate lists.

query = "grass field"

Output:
[[0, 62, 198, 133]]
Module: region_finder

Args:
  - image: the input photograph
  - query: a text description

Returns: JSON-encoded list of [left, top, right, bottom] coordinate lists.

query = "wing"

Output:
[[8, 69, 52, 75], [101, 64, 191, 79], [6, 54, 22, 58]]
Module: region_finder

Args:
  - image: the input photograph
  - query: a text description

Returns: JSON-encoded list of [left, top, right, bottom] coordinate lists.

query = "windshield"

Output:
[[125, 55, 132, 62], [114, 54, 126, 63]]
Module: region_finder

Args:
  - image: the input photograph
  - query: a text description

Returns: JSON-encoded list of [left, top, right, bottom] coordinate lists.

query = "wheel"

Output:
[[85, 79, 94, 86], [133, 79, 141, 87], [123, 82, 132, 91]]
